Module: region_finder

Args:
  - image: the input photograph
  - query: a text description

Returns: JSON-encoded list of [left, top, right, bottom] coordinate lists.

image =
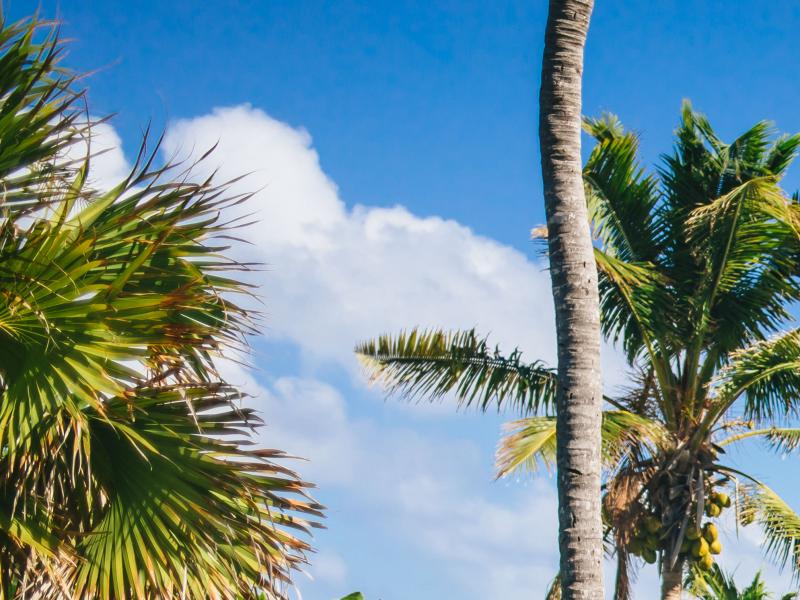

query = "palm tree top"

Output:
[[356, 102, 800, 596], [688, 563, 798, 600], [0, 17, 323, 598]]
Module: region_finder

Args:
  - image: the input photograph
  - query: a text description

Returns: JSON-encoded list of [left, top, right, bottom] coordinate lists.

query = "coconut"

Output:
[[709, 540, 722, 555], [643, 548, 657, 564], [703, 523, 718, 542], [686, 527, 701, 540], [644, 516, 661, 534], [692, 537, 709, 558], [699, 554, 714, 571], [628, 538, 643, 555]]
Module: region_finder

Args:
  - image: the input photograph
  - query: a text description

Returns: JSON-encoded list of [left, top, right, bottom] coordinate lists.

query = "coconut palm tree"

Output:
[[356, 103, 800, 600], [0, 16, 321, 599], [538, 1, 604, 597], [687, 564, 797, 600]]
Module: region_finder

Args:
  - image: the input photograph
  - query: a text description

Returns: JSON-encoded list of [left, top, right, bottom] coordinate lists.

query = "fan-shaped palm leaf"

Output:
[[0, 17, 321, 599]]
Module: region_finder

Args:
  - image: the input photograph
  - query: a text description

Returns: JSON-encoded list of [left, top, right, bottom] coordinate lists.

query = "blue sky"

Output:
[[15, 1, 800, 598]]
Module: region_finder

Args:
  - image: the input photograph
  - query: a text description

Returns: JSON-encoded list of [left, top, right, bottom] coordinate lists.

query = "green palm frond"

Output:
[[711, 329, 800, 421], [583, 113, 662, 263], [738, 483, 800, 579], [718, 426, 800, 454], [0, 17, 89, 215], [0, 17, 320, 599], [69, 385, 322, 599], [686, 563, 768, 600], [494, 416, 557, 476], [593, 247, 675, 379], [495, 410, 667, 478], [355, 328, 557, 414]]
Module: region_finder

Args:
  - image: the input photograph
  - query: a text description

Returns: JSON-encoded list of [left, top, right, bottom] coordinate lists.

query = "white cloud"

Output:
[[161, 104, 631, 398], [162, 105, 559, 372]]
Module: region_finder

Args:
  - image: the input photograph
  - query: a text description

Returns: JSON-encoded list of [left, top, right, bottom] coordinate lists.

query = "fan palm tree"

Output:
[[0, 16, 321, 599], [356, 103, 800, 600], [687, 564, 797, 600], [538, 1, 604, 597]]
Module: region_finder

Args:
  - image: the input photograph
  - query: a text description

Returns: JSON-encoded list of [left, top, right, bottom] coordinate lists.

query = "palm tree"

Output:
[[687, 564, 797, 600], [0, 17, 321, 599], [538, 1, 604, 597], [356, 103, 800, 600]]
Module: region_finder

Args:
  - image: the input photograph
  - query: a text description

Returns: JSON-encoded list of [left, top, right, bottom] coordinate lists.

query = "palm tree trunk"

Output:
[[661, 559, 684, 600], [539, 1, 603, 599]]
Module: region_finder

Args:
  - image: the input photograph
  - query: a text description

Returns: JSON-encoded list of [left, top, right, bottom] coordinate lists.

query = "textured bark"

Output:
[[661, 559, 684, 600], [539, 1, 603, 599]]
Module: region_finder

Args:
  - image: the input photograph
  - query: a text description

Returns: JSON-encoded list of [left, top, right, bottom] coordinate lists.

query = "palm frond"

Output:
[[68, 385, 322, 599], [355, 328, 556, 414], [711, 329, 800, 421], [594, 247, 674, 375], [718, 426, 800, 455], [0, 17, 88, 216], [686, 562, 748, 599], [0, 16, 320, 597], [544, 573, 561, 600], [738, 483, 800, 579], [495, 410, 667, 478]]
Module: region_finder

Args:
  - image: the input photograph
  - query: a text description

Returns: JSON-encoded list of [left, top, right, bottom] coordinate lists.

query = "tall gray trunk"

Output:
[[539, 1, 603, 599], [661, 559, 684, 600]]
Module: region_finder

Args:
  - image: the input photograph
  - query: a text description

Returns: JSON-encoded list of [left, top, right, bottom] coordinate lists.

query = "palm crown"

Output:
[[688, 564, 798, 600], [357, 102, 800, 597], [0, 18, 321, 599]]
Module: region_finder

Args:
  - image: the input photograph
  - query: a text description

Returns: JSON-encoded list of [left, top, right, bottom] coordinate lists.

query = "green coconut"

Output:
[[692, 537, 709, 558], [703, 523, 718, 542], [628, 538, 643, 555], [644, 516, 661, 534]]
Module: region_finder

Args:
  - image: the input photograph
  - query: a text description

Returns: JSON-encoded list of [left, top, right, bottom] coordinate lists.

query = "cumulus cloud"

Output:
[[161, 104, 630, 383]]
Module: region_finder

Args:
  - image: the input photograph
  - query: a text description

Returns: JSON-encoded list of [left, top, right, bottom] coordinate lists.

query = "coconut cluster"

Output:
[[627, 490, 730, 570]]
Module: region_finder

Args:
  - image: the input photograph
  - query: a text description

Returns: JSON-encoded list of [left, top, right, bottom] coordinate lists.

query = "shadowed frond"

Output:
[[594, 247, 674, 368], [355, 329, 556, 414]]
